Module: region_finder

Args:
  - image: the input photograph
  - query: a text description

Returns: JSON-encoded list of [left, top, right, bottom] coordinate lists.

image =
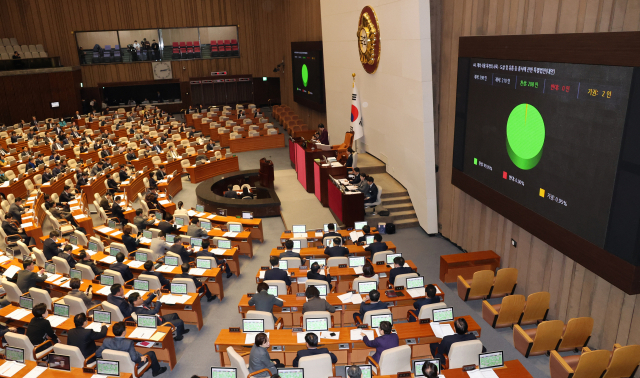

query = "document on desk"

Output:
[[3, 265, 21, 279], [150, 332, 166, 341], [293, 233, 307, 238], [346, 186, 359, 191], [129, 327, 156, 340], [139, 237, 152, 244], [259, 270, 266, 279], [100, 256, 117, 264], [223, 232, 239, 238], [187, 210, 197, 217], [98, 226, 115, 233], [245, 332, 269, 344], [74, 214, 88, 220], [46, 315, 68, 327], [349, 231, 364, 242], [96, 286, 113, 296], [331, 162, 343, 167], [351, 294, 363, 304], [430, 323, 455, 339], [127, 260, 145, 268], [70, 206, 81, 211], [435, 286, 442, 294], [189, 268, 206, 276], [315, 232, 323, 237], [124, 290, 147, 298], [110, 231, 123, 237], [158, 200, 170, 205], [407, 287, 426, 298], [0, 361, 26, 377], [350, 329, 374, 341], [160, 294, 190, 304], [156, 265, 175, 273], [22, 366, 47, 378], [21, 222, 33, 228], [337, 292, 353, 303], [85, 322, 105, 332], [6, 308, 31, 320], [352, 267, 363, 275], [210, 248, 227, 255], [0, 255, 10, 264], [467, 369, 499, 378]]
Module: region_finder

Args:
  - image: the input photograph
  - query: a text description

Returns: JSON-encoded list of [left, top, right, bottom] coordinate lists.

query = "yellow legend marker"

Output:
[[539, 188, 545, 197]]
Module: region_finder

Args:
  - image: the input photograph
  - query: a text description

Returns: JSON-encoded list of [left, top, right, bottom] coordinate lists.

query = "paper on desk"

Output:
[[435, 286, 441, 294], [189, 268, 206, 276], [53, 277, 70, 286], [337, 292, 353, 303], [150, 332, 166, 341], [69, 200, 78, 205], [352, 267, 363, 275], [22, 366, 47, 378], [315, 232, 323, 237], [73, 215, 88, 220], [46, 315, 68, 327], [70, 206, 81, 211], [467, 369, 499, 378], [99, 227, 114, 233], [245, 332, 269, 345], [346, 186, 358, 191], [331, 162, 343, 167], [159, 294, 190, 304], [0, 182, 10, 188], [60, 280, 72, 289], [0, 361, 26, 377], [125, 290, 147, 298], [351, 294, 363, 304], [320, 331, 339, 340], [2, 265, 20, 278], [86, 250, 97, 256], [156, 265, 175, 273], [193, 246, 202, 252], [85, 322, 105, 332], [100, 256, 117, 264], [158, 200, 170, 205], [350, 329, 374, 341], [0, 255, 10, 264], [349, 231, 364, 241], [111, 231, 123, 236], [121, 180, 130, 185], [96, 286, 113, 296], [129, 327, 156, 339], [407, 288, 426, 298], [28, 196, 36, 201], [195, 212, 206, 218], [223, 232, 238, 238], [6, 308, 31, 320], [430, 323, 455, 339], [345, 191, 360, 195], [127, 260, 145, 268], [21, 222, 33, 228], [210, 248, 227, 255], [258, 270, 266, 279], [293, 233, 307, 238], [139, 237, 152, 244], [206, 214, 216, 219], [187, 210, 196, 217]]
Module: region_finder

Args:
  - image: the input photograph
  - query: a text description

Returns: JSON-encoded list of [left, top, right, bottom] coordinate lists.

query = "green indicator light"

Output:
[[474, 158, 477, 165], [301, 64, 309, 87], [506, 103, 545, 170]]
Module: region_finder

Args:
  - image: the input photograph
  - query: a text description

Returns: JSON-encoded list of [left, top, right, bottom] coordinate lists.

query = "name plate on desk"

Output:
[[247, 293, 255, 298], [395, 286, 405, 291], [299, 266, 307, 271], [277, 246, 284, 250], [357, 324, 369, 329], [261, 266, 269, 270], [398, 372, 412, 378], [229, 327, 241, 333], [339, 264, 347, 268], [292, 327, 303, 333], [296, 293, 305, 297], [420, 318, 431, 324], [284, 230, 291, 233], [317, 246, 323, 249], [376, 261, 385, 265], [281, 307, 291, 312]]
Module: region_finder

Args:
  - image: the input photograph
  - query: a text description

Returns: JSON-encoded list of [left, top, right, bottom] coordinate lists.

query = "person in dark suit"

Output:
[[323, 223, 341, 239], [78, 250, 103, 275], [324, 237, 349, 257], [306, 262, 332, 290], [168, 240, 193, 264], [175, 263, 215, 301], [133, 209, 156, 231], [312, 124, 329, 145], [13, 259, 47, 293], [41, 167, 54, 183], [125, 148, 137, 161], [389, 256, 414, 286], [224, 185, 238, 199], [155, 165, 166, 180], [76, 172, 89, 188], [119, 165, 130, 182], [106, 284, 133, 318], [2, 213, 33, 246], [128, 291, 188, 341], [345, 147, 354, 169], [361, 320, 399, 362], [43, 230, 64, 261], [26, 303, 59, 353], [279, 240, 304, 264], [142, 260, 170, 288], [8, 197, 26, 221], [96, 322, 166, 376], [248, 282, 284, 322], [292, 333, 337, 367], [157, 214, 177, 235], [205, 140, 216, 151], [110, 252, 134, 282], [430, 318, 479, 366], [68, 313, 108, 362], [111, 196, 127, 225], [58, 245, 77, 269], [122, 225, 141, 253], [148, 172, 158, 191], [302, 285, 334, 314], [59, 185, 75, 207], [409, 284, 441, 322], [197, 239, 232, 278], [352, 289, 389, 323], [106, 173, 119, 194], [264, 256, 291, 286], [356, 224, 372, 244], [364, 176, 378, 204], [26, 157, 36, 170], [364, 234, 388, 259]]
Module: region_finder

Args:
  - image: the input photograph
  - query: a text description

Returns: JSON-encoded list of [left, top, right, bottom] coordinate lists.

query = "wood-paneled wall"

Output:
[[0, 0, 325, 127], [436, 0, 640, 351]]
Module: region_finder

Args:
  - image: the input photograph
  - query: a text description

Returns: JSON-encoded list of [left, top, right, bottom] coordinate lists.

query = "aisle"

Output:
[[275, 169, 337, 229]]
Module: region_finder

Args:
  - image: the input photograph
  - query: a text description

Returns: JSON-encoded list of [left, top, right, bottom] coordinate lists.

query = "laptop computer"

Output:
[[195, 204, 205, 213], [88, 241, 99, 252], [166, 234, 176, 243], [134, 279, 149, 291], [267, 285, 278, 297], [96, 359, 119, 377], [365, 235, 375, 245], [278, 260, 289, 270], [479, 351, 504, 370], [194, 258, 211, 270], [137, 314, 157, 329], [218, 240, 231, 249], [93, 310, 111, 324], [19, 296, 33, 310], [277, 368, 304, 378], [406, 276, 425, 290], [201, 221, 212, 231], [108, 219, 117, 229], [154, 212, 163, 220], [175, 217, 184, 226], [68, 235, 78, 245], [53, 303, 70, 318], [413, 359, 440, 376], [386, 253, 401, 264], [308, 258, 326, 267], [190, 238, 203, 249], [354, 221, 367, 230], [432, 307, 454, 323], [44, 262, 56, 275], [164, 256, 179, 266], [357, 281, 377, 294], [48, 353, 71, 371], [4, 347, 24, 364], [142, 230, 152, 239], [229, 224, 242, 233], [242, 211, 253, 219], [135, 252, 148, 262], [171, 283, 187, 295], [305, 317, 328, 332], [292, 240, 301, 249], [348, 256, 365, 267], [211, 367, 237, 378], [109, 245, 121, 257], [370, 314, 393, 328], [69, 268, 82, 280], [242, 319, 264, 333], [292, 225, 306, 234], [100, 275, 114, 286], [217, 208, 226, 216]]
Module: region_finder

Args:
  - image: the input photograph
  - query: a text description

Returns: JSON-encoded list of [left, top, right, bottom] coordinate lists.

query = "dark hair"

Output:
[[158, 231, 165, 238], [202, 238, 210, 249], [143, 260, 153, 271], [426, 284, 437, 298], [269, 256, 279, 267], [327, 223, 335, 231], [123, 225, 132, 235], [310, 262, 320, 273], [318, 124, 325, 129], [257, 282, 269, 292], [113, 321, 127, 336], [305, 285, 320, 299], [347, 147, 354, 153], [454, 318, 468, 334], [136, 209, 143, 215], [15, 197, 23, 202], [363, 264, 375, 277], [305, 332, 319, 346], [255, 332, 268, 346], [353, 167, 360, 173], [190, 217, 199, 225], [74, 313, 87, 328], [367, 176, 374, 183], [333, 237, 341, 245], [49, 230, 60, 238], [284, 240, 294, 249], [78, 250, 88, 260], [393, 256, 405, 266], [69, 278, 81, 289], [32, 303, 47, 317], [64, 244, 73, 252], [128, 292, 141, 304], [380, 320, 392, 335], [347, 366, 362, 378], [181, 263, 190, 273], [362, 225, 370, 234], [110, 284, 122, 295], [23, 259, 34, 269], [369, 289, 380, 302], [116, 252, 125, 263], [374, 234, 382, 243], [422, 363, 438, 378], [177, 201, 183, 209]]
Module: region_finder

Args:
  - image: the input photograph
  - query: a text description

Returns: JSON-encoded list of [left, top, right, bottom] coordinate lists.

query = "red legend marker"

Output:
[[503, 171, 508, 179]]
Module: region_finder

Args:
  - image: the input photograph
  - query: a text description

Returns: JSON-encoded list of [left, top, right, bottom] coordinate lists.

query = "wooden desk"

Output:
[[439, 251, 501, 283], [314, 161, 348, 207], [182, 210, 264, 242], [294, 141, 337, 193], [158, 173, 182, 198], [278, 229, 379, 247], [269, 243, 396, 259], [228, 133, 285, 153], [176, 224, 254, 258], [79, 150, 100, 164], [0, 360, 133, 378], [185, 156, 240, 184], [328, 180, 365, 228], [442, 360, 531, 378]]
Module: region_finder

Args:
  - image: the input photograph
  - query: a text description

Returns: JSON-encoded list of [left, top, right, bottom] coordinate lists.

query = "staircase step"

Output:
[[381, 191, 407, 199], [384, 203, 414, 212], [382, 196, 412, 205], [394, 218, 421, 229], [391, 210, 417, 220]]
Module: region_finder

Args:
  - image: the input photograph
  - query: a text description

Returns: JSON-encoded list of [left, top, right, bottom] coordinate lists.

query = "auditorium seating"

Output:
[[550, 347, 609, 378], [514, 320, 564, 357], [0, 38, 48, 59]]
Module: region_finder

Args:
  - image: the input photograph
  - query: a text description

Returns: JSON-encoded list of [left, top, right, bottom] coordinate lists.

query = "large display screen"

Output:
[[457, 58, 633, 248], [291, 41, 326, 112]]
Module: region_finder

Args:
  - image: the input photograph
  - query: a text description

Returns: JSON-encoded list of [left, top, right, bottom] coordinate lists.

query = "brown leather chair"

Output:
[[557, 317, 594, 352], [482, 294, 526, 328], [457, 270, 494, 301], [601, 344, 640, 378], [513, 320, 564, 357], [549, 348, 609, 378], [519, 291, 550, 325], [489, 267, 518, 298]]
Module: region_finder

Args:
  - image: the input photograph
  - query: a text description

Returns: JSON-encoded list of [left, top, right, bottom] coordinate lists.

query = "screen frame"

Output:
[[478, 351, 504, 370], [137, 314, 158, 329], [242, 318, 264, 333], [305, 317, 329, 332], [93, 310, 112, 324], [96, 359, 119, 376], [432, 307, 454, 323], [291, 41, 326, 112], [211, 367, 237, 378], [370, 314, 393, 328], [48, 353, 71, 371]]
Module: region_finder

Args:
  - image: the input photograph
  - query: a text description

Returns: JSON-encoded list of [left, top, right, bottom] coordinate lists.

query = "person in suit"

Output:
[[41, 167, 54, 183], [364, 176, 378, 204], [151, 141, 162, 154], [197, 239, 232, 278], [224, 185, 238, 199], [134, 209, 156, 231], [302, 285, 334, 314], [168, 238, 193, 264], [59, 185, 75, 207], [96, 321, 167, 376], [26, 303, 59, 353], [324, 237, 349, 257], [67, 313, 108, 363], [205, 140, 216, 151], [78, 250, 103, 275], [2, 213, 33, 246], [90, 161, 104, 176], [125, 148, 137, 161], [76, 172, 89, 188], [409, 284, 441, 322], [292, 333, 337, 367], [352, 289, 389, 323], [58, 244, 77, 269], [29, 116, 38, 126], [46, 200, 79, 227], [74, 111, 82, 120], [99, 193, 113, 212], [106, 284, 133, 318], [248, 282, 284, 322], [430, 318, 479, 366], [68, 278, 99, 308], [111, 196, 127, 225], [323, 223, 341, 239], [249, 333, 282, 377], [110, 252, 134, 282], [157, 214, 177, 235], [106, 174, 119, 194], [166, 146, 179, 159], [365, 234, 389, 259], [142, 260, 170, 288], [311, 124, 329, 145], [8, 197, 26, 221], [347, 366, 363, 378], [122, 225, 141, 253], [149, 232, 171, 261], [119, 165, 130, 182], [43, 230, 64, 260], [26, 157, 36, 170], [422, 363, 439, 378], [264, 256, 291, 286], [148, 171, 158, 191], [175, 263, 216, 302], [357, 172, 369, 193], [155, 165, 166, 180], [13, 259, 47, 293], [361, 320, 399, 362], [186, 217, 208, 238], [357, 225, 372, 244], [389, 256, 414, 286], [128, 291, 188, 341], [306, 262, 332, 290], [345, 147, 354, 169], [279, 240, 304, 264]]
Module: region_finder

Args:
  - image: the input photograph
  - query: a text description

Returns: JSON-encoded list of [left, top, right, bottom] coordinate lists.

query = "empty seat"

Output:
[[514, 320, 564, 357], [557, 317, 594, 352], [520, 291, 550, 325], [549, 348, 609, 378], [457, 270, 494, 301], [482, 294, 526, 328], [22, 51, 32, 58], [28, 45, 37, 52], [35, 44, 45, 52]]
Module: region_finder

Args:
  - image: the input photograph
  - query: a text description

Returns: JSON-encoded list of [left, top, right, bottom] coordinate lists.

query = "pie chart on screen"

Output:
[[506, 103, 545, 170]]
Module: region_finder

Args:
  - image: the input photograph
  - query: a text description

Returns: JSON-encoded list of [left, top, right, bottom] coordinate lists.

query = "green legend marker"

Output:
[[474, 158, 478, 165], [506, 103, 545, 170], [301, 64, 309, 87]]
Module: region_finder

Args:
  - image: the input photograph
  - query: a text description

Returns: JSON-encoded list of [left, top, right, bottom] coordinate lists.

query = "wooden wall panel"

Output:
[[436, 0, 640, 350]]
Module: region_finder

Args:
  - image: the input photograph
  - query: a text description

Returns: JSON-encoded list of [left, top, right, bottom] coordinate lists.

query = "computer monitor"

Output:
[[143, 230, 152, 239], [354, 221, 367, 230], [242, 211, 253, 219], [171, 283, 187, 295], [323, 223, 338, 232], [386, 253, 401, 264], [201, 221, 212, 231], [217, 208, 227, 216], [190, 237, 203, 248], [48, 353, 71, 371], [109, 245, 120, 256], [365, 235, 375, 244], [358, 281, 377, 294], [53, 303, 70, 317], [108, 219, 117, 229], [196, 258, 212, 269], [175, 217, 184, 226], [96, 359, 119, 377], [134, 279, 149, 291], [137, 314, 157, 329], [218, 239, 231, 249], [413, 359, 440, 376], [135, 252, 148, 262], [292, 239, 301, 249], [479, 351, 504, 370], [432, 307, 454, 323], [68, 235, 78, 245], [242, 319, 264, 333], [44, 262, 56, 274], [166, 234, 176, 243], [305, 317, 328, 332], [278, 260, 288, 270], [5, 347, 24, 364], [229, 223, 242, 233], [88, 241, 98, 252], [277, 368, 304, 378], [308, 258, 326, 267], [348, 256, 365, 267], [211, 367, 237, 378], [310, 284, 327, 296], [292, 225, 306, 233], [19, 296, 33, 310], [93, 310, 111, 324], [100, 275, 114, 286], [406, 276, 425, 290], [69, 269, 82, 280], [349, 366, 372, 378], [267, 285, 278, 297], [370, 314, 393, 328], [164, 256, 179, 266], [154, 212, 163, 220]]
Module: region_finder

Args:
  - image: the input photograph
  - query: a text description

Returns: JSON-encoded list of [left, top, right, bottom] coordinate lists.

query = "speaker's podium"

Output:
[[314, 160, 348, 207], [291, 139, 337, 193], [327, 175, 364, 228], [259, 158, 274, 188]]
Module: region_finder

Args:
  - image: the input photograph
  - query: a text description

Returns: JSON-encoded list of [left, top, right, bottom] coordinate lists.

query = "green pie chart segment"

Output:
[[506, 103, 545, 170], [302, 64, 309, 87]]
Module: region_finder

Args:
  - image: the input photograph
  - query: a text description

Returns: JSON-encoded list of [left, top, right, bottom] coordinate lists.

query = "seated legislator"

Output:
[[324, 223, 342, 240], [389, 256, 413, 286], [264, 256, 291, 286], [311, 124, 329, 145], [128, 291, 189, 341], [78, 250, 103, 275], [110, 252, 134, 282], [187, 217, 209, 238], [119, 165, 130, 182], [157, 214, 178, 235], [224, 185, 239, 199], [361, 320, 399, 363], [122, 224, 141, 253], [324, 237, 349, 257], [175, 263, 216, 302], [357, 173, 369, 193], [58, 244, 77, 269], [107, 284, 133, 319], [111, 196, 128, 225], [198, 239, 232, 278], [430, 318, 480, 366], [67, 313, 108, 363], [352, 289, 389, 323], [249, 332, 283, 377], [306, 262, 332, 290], [106, 173, 119, 194], [409, 284, 441, 322], [364, 234, 388, 259], [302, 285, 334, 314], [26, 303, 59, 353], [149, 232, 171, 261], [279, 240, 304, 264], [68, 278, 99, 308], [364, 176, 378, 204], [248, 282, 284, 322], [133, 209, 155, 231], [292, 332, 337, 367], [357, 225, 372, 243], [142, 260, 170, 289], [42, 231, 63, 263], [168, 235, 193, 264], [3, 213, 34, 246], [349, 168, 361, 185], [12, 259, 46, 293]]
